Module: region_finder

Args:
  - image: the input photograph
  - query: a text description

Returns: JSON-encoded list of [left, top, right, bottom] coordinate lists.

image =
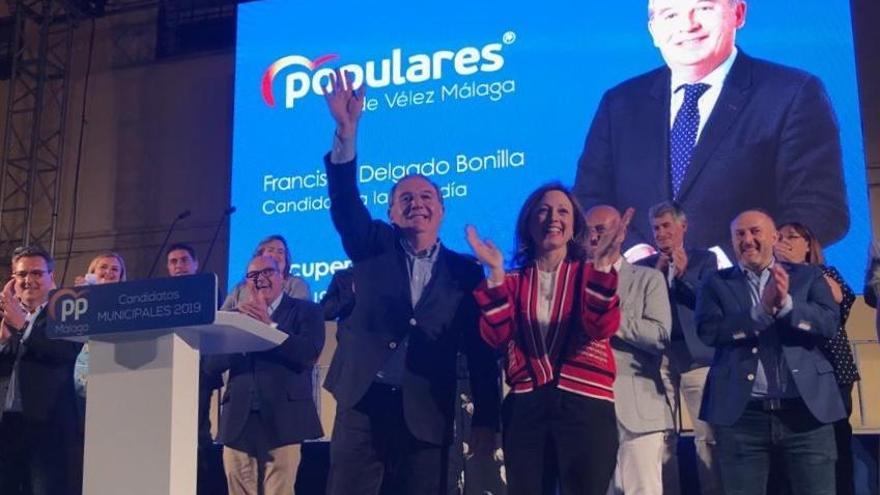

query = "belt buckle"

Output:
[[764, 398, 782, 411]]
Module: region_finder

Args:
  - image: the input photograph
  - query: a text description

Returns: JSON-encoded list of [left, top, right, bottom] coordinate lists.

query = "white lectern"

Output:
[[69, 310, 287, 495]]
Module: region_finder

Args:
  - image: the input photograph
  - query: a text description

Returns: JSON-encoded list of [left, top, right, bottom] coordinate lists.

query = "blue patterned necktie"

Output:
[[670, 83, 711, 198]]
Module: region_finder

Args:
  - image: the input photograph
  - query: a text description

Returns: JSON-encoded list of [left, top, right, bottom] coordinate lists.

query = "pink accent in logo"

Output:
[[48, 288, 89, 321], [261, 53, 338, 107]]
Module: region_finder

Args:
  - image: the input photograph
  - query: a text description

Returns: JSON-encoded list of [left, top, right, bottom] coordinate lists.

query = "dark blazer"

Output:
[[638, 249, 717, 368], [204, 294, 325, 448], [320, 268, 355, 323], [574, 51, 849, 260], [0, 309, 83, 495], [0, 310, 82, 424], [695, 262, 845, 426], [323, 157, 501, 446]]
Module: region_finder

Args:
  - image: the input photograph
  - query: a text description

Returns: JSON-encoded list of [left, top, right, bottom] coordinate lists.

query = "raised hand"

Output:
[[760, 274, 779, 315], [595, 207, 634, 267], [671, 246, 689, 278], [238, 285, 271, 324], [465, 225, 505, 284], [823, 274, 843, 304], [771, 265, 789, 307], [774, 241, 796, 263], [324, 68, 365, 138], [1, 279, 26, 332]]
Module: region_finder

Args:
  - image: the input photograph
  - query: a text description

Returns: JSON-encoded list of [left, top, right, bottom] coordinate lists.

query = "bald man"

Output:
[[585, 206, 672, 495], [695, 210, 843, 495]]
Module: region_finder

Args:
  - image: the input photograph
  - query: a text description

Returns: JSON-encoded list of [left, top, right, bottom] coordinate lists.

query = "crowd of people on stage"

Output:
[[0, 0, 873, 494]]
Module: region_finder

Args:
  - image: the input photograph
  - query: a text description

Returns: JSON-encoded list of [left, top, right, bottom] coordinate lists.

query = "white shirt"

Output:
[[267, 292, 283, 317], [536, 265, 562, 341], [669, 48, 739, 141], [3, 304, 47, 412]]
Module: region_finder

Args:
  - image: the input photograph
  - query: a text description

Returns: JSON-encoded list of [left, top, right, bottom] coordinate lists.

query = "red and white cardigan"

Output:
[[473, 259, 620, 402]]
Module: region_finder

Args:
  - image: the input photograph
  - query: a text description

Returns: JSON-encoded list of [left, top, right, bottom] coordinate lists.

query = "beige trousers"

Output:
[[223, 443, 302, 495]]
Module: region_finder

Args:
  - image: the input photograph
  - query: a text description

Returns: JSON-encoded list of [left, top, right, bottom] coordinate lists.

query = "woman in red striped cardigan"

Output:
[[466, 183, 630, 495]]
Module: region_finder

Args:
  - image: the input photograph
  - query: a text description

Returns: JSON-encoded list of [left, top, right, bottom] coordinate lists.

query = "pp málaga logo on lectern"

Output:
[[49, 288, 90, 322]]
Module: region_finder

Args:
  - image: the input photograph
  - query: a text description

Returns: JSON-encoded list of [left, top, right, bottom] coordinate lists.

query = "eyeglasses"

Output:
[[245, 267, 277, 281], [12, 269, 47, 280]]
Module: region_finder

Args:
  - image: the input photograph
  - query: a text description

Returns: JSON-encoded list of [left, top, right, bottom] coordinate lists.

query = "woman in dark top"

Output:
[[776, 221, 860, 495]]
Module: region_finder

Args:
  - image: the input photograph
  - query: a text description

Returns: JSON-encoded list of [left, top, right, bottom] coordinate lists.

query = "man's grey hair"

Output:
[[649, 0, 742, 20], [648, 201, 687, 224]]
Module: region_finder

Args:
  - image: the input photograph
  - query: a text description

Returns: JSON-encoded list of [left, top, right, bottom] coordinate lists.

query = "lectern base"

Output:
[[82, 332, 199, 495]]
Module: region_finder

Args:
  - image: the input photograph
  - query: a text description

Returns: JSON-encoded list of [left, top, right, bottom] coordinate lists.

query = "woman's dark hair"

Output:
[[778, 222, 825, 265], [512, 183, 588, 267]]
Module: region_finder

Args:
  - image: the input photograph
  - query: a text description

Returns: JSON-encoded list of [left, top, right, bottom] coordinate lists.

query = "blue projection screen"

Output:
[[230, 1, 869, 301]]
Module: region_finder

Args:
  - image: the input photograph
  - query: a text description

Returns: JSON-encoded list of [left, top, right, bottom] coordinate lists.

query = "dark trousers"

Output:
[[197, 380, 227, 495], [0, 412, 81, 495], [833, 383, 855, 495], [715, 399, 836, 495], [502, 385, 618, 495], [197, 442, 227, 495], [328, 383, 446, 495]]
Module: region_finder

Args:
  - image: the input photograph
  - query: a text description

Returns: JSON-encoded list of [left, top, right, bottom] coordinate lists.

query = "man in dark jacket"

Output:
[[322, 70, 500, 495], [204, 254, 325, 495], [0, 246, 83, 495]]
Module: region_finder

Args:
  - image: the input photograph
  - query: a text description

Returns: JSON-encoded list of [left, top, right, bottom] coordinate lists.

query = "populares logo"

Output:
[[48, 288, 90, 323], [261, 32, 516, 109]]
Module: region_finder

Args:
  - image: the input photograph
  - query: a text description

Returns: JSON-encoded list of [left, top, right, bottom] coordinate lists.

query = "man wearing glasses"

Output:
[[0, 246, 83, 495], [203, 254, 325, 495]]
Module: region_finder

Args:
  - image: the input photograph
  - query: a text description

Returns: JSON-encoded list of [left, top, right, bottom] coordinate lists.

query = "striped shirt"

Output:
[[473, 259, 620, 401]]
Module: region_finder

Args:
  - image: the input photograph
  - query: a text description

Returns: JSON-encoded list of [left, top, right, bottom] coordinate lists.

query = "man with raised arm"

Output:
[[321, 71, 500, 495]]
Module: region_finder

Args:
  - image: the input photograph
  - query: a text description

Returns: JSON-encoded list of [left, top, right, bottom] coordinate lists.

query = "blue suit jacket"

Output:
[[695, 262, 845, 426], [323, 156, 501, 446], [205, 294, 325, 448], [638, 249, 717, 369], [574, 51, 849, 260]]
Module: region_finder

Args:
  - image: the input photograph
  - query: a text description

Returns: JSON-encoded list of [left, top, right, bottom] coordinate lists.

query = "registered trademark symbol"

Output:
[[502, 31, 516, 45]]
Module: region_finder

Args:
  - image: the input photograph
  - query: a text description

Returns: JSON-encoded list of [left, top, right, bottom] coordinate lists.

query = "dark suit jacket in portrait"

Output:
[[637, 249, 717, 370], [695, 262, 845, 427], [574, 51, 849, 260], [204, 294, 325, 450], [323, 156, 501, 446]]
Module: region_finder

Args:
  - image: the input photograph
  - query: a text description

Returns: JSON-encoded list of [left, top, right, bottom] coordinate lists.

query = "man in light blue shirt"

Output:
[[696, 210, 843, 495]]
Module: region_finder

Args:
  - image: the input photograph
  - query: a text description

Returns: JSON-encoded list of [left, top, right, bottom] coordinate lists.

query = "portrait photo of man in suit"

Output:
[[573, 0, 850, 262]]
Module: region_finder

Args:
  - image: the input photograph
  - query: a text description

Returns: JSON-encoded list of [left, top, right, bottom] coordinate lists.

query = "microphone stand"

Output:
[[200, 206, 236, 274], [147, 210, 191, 278]]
